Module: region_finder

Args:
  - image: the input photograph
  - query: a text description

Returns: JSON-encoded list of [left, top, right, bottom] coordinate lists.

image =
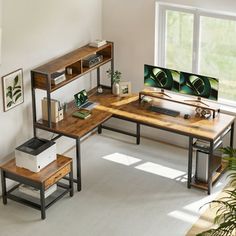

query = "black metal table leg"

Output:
[[76, 138, 82, 191], [187, 137, 193, 189], [31, 71, 37, 137], [230, 122, 234, 148], [69, 163, 74, 197], [98, 125, 102, 134], [1, 170, 7, 205], [97, 67, 100, 86], [40, 184, 46, 220], [136, 123, 140, 145], [207, 141, 214, 195]]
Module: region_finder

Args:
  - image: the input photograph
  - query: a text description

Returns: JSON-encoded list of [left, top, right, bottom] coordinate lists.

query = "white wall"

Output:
[[0, 0, 102, 161], [1, 0, 235, 159], [0, 0, 2, 64], [102, 0, 236, 147]]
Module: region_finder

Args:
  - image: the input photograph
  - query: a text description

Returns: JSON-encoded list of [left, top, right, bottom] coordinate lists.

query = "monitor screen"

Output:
[[144, 64, 180, 92], [179, 72, 219, 101], [74, 89, 88, 108]]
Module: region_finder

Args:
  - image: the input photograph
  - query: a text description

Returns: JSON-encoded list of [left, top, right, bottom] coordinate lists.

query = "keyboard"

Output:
[[149, 106, 180, 117], [81, 101, 94, 108]]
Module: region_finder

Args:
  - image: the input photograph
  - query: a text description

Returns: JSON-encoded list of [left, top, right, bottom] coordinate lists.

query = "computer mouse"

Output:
[[184, 114, 190, 119]]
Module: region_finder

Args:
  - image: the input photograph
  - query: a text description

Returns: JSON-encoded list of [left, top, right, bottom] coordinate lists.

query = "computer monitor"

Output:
[[144, 64, 180, 96], [179, 72, 219, 101]]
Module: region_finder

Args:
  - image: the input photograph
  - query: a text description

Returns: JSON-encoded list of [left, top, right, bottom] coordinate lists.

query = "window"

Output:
[[156, 3, 236, 103]]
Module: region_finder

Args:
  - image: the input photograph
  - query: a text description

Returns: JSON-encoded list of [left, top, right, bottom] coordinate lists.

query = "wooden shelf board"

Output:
[[140, 89, 220, 112], [82, 57, 112, 74], [0, 155, 72, 184], [33, 42, 113, 74], [190, 162, 228, 191], [34, 58, 112, 92]]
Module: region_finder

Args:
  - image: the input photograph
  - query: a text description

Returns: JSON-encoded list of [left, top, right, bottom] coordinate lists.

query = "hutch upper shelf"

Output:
[[31, 42, 113, 92]]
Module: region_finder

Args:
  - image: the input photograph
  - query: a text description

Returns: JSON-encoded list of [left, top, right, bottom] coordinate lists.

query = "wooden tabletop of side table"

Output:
[[0, 154, 72, 184]]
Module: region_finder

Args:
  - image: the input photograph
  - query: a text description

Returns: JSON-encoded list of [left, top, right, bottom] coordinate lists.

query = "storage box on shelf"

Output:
[[41, 98, 63, 123]]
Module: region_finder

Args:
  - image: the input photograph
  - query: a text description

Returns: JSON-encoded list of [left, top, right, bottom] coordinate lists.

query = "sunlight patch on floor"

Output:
[[135, 162, 186, 180], [183, 189, 221, 214], [168, 210, 199, 223], [102, 152, 142, 166]]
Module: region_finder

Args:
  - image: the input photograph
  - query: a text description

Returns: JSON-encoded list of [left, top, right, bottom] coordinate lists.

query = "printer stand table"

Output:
[[0, 154, 73, 220]]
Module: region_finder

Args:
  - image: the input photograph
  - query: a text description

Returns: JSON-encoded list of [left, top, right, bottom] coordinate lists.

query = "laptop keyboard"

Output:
[[149, 106, 180, 117], [81, 101, 94, 108]]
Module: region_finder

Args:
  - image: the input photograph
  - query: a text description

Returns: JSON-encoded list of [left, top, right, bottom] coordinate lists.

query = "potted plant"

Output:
[[107, 68, 122, 95], [197, 147, 236, 236]]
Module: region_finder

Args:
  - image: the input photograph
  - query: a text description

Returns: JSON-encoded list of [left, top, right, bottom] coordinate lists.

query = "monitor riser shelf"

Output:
[[139, 90, 220, 119]]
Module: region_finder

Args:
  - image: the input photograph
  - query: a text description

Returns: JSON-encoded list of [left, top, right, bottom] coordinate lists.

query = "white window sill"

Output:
[[220, 104, 236, 116]]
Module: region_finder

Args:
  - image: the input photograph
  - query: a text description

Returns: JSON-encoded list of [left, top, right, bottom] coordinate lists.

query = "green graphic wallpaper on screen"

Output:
[[179, 72, 219, 100], [144, 65, 180, 92], [144, 64, 219, 101], [74, 90, 88, 107]]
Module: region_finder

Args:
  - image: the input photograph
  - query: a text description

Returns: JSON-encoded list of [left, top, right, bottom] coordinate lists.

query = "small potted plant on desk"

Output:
[[107, 68, 122, 95]]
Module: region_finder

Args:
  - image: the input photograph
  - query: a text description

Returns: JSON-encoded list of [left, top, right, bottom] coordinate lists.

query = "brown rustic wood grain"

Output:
[[0, 155, 72, 184]]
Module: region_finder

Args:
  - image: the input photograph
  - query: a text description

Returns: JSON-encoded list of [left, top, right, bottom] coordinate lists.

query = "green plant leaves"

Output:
[[107, 68, 122, 83], [198, 147, 236, 236], [220, 147, 236, 157], [7, 101, 13, 108], [15, 93, 22, 102], [13, 89, 21, 96], [13, 75, 19, 88], [6, 86, 13, 99], [5, 76, 22, 108]]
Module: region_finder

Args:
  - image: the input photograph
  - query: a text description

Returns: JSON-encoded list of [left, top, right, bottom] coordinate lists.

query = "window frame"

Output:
[[155, 2, 236, 106]]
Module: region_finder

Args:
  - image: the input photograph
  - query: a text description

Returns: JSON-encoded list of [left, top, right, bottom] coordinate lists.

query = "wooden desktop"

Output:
[[34, 88, 235, 195], [30, 42, 234, 195]]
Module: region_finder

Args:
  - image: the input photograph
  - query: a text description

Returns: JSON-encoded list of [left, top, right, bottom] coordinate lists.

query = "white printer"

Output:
[[15, 137, 56, 172]]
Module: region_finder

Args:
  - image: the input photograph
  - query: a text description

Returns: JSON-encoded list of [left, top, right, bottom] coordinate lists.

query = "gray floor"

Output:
[[0, 131, 227, 236]]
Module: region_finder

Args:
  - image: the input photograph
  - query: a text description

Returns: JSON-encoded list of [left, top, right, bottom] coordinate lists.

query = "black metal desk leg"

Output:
[[187, 137, 193, 189], [40, 184, 46, 220], [98, 125, 102, 134], [69, 163, 74, 197], [97, 67, 100, 86], [1, 170, 7, 205], [207, 141, 214, 195], [136, 123, 140, 145], [76, 138, 82, 192], [230, 122, 234, 148]]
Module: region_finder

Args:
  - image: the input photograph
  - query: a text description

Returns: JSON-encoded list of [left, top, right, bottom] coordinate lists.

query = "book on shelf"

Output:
[[19, 184, 57, 199], [89, 39, 107, 48], [72, 109, 91, 119]]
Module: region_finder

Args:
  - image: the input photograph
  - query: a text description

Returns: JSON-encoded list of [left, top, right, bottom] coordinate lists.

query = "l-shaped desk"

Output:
[[35, 88, 235, 195]]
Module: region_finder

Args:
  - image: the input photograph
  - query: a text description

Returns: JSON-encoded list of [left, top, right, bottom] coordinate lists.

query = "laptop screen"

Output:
[[74, 89, 88, 108]]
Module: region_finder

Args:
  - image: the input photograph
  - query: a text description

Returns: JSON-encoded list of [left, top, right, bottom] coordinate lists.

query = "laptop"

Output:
[[74, 89, 98, 110]]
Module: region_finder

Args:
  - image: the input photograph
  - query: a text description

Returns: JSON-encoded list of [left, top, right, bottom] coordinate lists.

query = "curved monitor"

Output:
[[144, 64, 180, 92], [179, 72, 219, 101]]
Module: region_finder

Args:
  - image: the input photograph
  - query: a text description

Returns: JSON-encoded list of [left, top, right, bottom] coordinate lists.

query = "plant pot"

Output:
[[112, 82, 120, 95]]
